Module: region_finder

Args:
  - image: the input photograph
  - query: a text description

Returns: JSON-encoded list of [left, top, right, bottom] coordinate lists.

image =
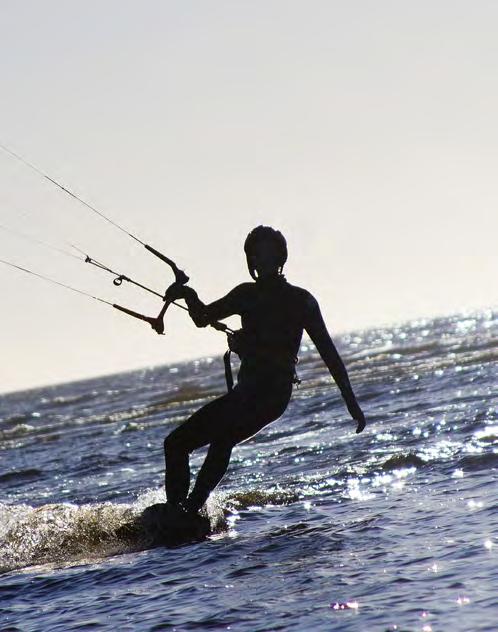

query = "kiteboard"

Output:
[[139, 503, 211, 546]]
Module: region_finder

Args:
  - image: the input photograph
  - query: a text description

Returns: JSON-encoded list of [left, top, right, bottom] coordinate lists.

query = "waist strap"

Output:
[[223, 348, 300, 392]]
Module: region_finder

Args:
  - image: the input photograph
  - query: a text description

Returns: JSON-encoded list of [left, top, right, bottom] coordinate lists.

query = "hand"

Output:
[[149, 317, 165, 335], [346, 399, 366, 434], [164, 284, 195, 303]]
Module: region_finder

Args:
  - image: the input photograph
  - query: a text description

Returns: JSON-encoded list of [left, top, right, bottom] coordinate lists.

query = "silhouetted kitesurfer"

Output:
[[163, 226, 366, 518]]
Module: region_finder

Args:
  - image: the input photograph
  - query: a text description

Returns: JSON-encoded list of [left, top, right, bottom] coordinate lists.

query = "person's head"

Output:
[[244, 225, 288, 280]]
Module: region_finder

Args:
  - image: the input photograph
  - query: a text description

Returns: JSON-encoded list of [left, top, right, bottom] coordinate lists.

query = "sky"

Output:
[[0, 1, 497, 393]]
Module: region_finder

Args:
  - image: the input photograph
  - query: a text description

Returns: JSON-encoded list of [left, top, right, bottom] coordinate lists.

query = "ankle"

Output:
[[184, 496, 203, 514]]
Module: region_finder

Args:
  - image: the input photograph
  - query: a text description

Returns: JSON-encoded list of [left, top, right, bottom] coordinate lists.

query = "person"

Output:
[[163, 225, 366, 516]]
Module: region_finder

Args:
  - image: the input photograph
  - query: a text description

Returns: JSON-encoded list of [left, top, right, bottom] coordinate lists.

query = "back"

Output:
[[222, 276, 315, 373]]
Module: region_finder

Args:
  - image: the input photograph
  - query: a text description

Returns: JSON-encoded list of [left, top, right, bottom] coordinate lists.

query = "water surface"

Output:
[[1, 309, 497, 631]]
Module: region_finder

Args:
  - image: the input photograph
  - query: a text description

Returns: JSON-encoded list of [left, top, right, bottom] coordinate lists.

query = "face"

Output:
[[250, 239, 282, 278]]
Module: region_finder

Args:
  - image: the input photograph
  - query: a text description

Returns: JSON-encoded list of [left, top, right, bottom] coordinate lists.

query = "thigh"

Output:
[[168, 390, 243, 452], [170, 381, 292, 450], [221, 382, 293, 445]]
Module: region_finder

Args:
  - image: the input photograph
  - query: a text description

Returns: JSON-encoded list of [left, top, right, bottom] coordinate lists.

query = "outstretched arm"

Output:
[[304, 296, 366, 433]]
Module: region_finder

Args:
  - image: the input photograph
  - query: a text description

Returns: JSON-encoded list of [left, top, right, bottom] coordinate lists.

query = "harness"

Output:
[[223, 329, 301, 391]]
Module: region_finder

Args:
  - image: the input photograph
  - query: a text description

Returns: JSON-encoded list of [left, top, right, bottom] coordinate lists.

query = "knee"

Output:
[[163, 430, 180, 456], [210, 437, 235, 459], [164, 428, 191, 456]]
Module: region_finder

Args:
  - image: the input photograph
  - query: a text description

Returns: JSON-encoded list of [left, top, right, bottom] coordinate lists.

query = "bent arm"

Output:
[[304, 296, 366, 432], [177, 286, 242, 328]]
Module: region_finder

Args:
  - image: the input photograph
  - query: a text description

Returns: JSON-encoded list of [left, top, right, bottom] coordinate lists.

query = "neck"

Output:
[[255, 272, 284, 283]]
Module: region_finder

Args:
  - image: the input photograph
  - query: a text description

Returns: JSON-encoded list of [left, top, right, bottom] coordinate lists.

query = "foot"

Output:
[[183, 493, 207, 516], [164, 501, 190, 516], [166, 502, 210, 537], [165, 501, 204, 523]]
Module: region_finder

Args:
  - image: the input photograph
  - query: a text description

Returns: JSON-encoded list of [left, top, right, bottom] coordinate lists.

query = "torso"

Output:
[[225, 276, 315, 382]]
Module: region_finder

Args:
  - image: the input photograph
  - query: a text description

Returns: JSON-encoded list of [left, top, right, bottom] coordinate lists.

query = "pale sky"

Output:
[[0, 1, 497, 393]]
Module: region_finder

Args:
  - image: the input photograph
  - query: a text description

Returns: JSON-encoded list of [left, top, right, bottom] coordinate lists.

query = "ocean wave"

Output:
[[0, 494, 212, 573], [0, 423, 35, 440], [0, 468, 43, 484], [224, 488, 299, 509], [0, 413, 31, 428], [0, 500, 138, 574], [0, 483, 303, 574], [0, 400, 197, 449], [39, 391, 101, 409], [381, 453, 426, 470], [456, 452, 498, 471]]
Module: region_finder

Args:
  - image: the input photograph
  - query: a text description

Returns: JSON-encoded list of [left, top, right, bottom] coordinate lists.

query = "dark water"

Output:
[[1, 309, 496, 631]]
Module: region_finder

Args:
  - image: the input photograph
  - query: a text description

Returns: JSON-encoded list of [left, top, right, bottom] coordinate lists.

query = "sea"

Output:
[[1, 309, 496, 632]]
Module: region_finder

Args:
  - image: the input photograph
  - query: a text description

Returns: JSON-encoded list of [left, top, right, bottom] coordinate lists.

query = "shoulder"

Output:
[[229, 282, 254, 297], [284, 282, 320, 311], [222, 282, 254, 306]]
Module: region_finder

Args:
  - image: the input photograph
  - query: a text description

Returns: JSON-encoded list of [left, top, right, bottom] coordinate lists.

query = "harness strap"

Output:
[[223, 349, 234, 391]]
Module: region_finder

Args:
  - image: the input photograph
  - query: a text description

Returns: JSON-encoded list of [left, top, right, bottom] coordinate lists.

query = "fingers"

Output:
[[150, 318, 164, 335], [164, 287, 181, 302], [355, 419, 366, 434]]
